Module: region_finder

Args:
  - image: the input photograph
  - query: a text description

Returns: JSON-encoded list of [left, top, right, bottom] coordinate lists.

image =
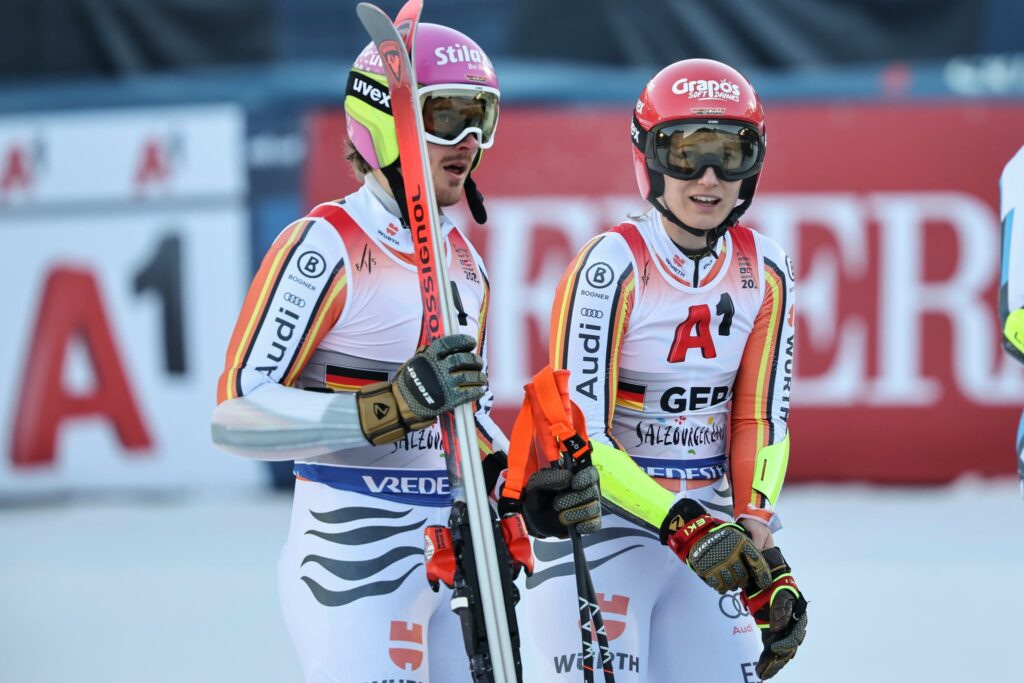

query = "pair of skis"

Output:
[[355, 3, 613, 682], [355, 2, 518, 680]]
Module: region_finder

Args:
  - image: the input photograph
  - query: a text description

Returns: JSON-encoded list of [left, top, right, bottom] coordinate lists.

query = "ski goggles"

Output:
[[419, 84, 500, 148], [641, 119, 764, 181]]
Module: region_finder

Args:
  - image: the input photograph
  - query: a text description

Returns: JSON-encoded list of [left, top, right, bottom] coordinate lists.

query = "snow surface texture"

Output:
[[1, 480, 1020, 682]]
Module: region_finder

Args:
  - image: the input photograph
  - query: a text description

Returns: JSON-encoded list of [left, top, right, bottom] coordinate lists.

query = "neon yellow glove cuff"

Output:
[[1005, 309, 1024, 357], [752, 433, 790, 507], [590, 440, 675, 529]]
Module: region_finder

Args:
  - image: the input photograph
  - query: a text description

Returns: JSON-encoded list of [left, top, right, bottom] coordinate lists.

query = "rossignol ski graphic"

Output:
[[356, 2, 521, 681]]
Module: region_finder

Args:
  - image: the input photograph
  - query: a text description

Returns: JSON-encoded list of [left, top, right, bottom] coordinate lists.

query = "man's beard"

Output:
[[434, 181, 463, 208]]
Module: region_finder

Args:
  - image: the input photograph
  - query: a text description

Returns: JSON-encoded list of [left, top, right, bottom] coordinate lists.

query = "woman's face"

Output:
[[660, 165, 742, 231]]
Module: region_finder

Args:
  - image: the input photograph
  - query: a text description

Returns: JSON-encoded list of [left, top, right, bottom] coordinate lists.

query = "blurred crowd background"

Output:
[[0, 1, 1022, 681]]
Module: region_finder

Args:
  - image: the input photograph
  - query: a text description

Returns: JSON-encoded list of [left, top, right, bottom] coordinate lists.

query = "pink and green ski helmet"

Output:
[[344, 23, 500, 170]]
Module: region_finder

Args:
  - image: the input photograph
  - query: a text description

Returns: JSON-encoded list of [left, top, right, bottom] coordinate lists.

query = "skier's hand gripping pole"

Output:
[[511, 464, 601, 539], [356, 334, 486, 445], [499, 366, 614, 682]]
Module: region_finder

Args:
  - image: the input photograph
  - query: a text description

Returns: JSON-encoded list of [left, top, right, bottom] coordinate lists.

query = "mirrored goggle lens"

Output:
[[651, 122, 762, 180], [420, 89, 499, 146]]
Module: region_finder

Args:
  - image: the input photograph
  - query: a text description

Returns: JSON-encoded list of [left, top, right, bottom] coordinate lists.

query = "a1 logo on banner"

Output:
[[11, 235, 187, 469], [0, 216, 261, 495]]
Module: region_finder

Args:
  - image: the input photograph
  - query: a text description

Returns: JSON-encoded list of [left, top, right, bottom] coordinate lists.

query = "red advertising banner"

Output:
[[306, 103, 1024, 483]]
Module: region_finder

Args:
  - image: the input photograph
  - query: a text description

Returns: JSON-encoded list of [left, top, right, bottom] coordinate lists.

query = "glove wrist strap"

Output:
[[745, 574, 800, 616], [666, 513, 718, 555], [357, 381, 411, 445]]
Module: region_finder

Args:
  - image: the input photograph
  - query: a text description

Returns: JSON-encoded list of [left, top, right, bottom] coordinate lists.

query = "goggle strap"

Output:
[[631, 113, 648, 153], [346, 71, 392, 116]]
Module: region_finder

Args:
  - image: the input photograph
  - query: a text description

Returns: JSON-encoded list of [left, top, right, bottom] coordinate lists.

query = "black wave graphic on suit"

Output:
[[301, 546, 423, 581], [310, 506, 413, 524], [533, 527, 658, 562], [703, 499, 733, 516], [304, 519, 424, 545], [302, 564, 423, 607], [525, 545, 643, 589]]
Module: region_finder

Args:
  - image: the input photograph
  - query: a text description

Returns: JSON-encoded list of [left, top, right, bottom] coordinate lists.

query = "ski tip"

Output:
[[395, 0, 424, 22], [355, 2, 386, 26]]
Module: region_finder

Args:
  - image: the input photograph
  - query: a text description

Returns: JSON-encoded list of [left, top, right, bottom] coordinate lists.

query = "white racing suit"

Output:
[[519, 210, 795, 683], [1000, 145, 1024, 494], [212, 176, 507, 683]]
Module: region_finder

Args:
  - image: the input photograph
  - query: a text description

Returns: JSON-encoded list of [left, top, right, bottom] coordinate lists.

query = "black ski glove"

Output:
[[743, 546, 808, 680], [660, 498, 772, 594], [514, 465, 602, 539], [481, 450, 508, 499]]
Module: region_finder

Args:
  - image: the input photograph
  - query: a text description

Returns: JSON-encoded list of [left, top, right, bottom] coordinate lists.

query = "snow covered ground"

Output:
[[1, 479, 1021, 683]]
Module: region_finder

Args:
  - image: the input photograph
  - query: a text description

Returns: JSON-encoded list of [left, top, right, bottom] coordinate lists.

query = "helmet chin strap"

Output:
[[648, 169, 753, 256], [464, 148, 487, 224], [379, 162, 411, 229], [651, 196, 734, 256], [464, 172, 487, 224]]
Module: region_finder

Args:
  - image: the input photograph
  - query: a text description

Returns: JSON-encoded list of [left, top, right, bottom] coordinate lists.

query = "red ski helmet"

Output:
[[631, 59, 766, 228]]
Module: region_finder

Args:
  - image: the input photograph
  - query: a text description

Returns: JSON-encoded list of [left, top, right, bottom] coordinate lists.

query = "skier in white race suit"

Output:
[[210, 23, 599, 683], [519, 59, 808, 683], [1000, 145, 1024, 496]]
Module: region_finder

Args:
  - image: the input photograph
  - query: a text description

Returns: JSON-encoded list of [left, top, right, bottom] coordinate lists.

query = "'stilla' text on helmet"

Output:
[[434, 43, 489, 67]]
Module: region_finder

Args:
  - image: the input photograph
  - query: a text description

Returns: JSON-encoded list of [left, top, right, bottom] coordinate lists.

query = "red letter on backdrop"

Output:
[[11, 267, 152, 468], [1, 145, 31, 193], [135, 138, 169, 189]]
